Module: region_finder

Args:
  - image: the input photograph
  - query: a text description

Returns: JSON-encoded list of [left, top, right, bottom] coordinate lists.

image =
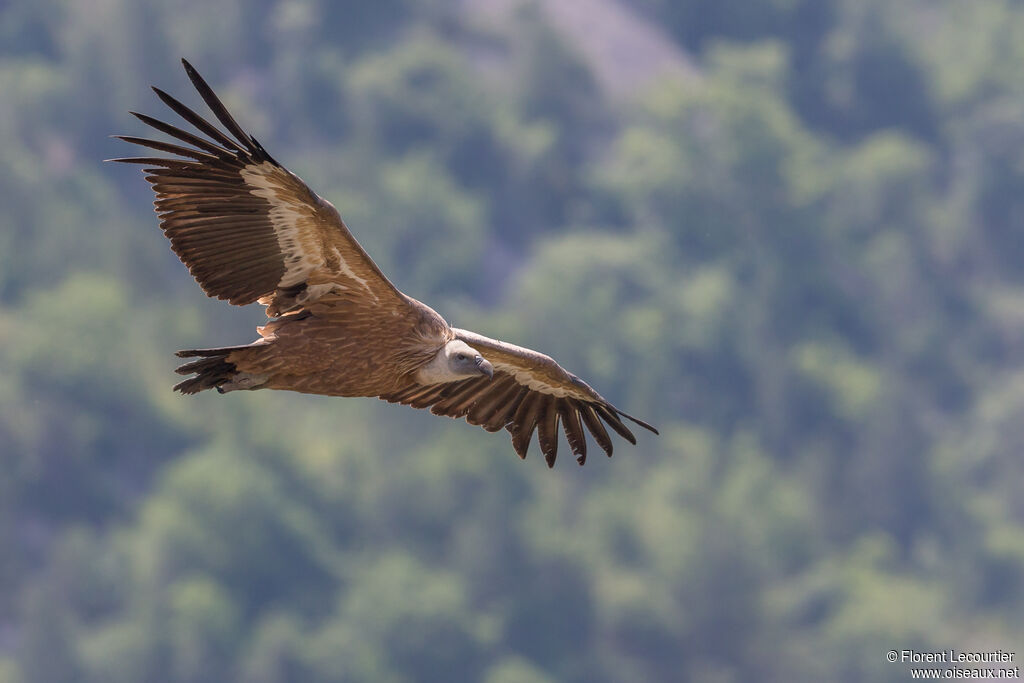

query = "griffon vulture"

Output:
[[111, 59, 657, 466]]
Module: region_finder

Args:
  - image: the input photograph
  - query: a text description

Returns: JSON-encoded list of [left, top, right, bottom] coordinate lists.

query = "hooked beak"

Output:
[[475, 356, 494, 380]]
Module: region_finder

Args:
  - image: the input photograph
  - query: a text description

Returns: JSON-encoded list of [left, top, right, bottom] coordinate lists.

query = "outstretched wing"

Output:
[[381, 329, 658, 467], [110, 59, 404, 316]]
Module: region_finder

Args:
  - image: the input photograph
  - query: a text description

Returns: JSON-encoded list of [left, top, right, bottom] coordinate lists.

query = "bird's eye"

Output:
[[456, 354, 466, 361]]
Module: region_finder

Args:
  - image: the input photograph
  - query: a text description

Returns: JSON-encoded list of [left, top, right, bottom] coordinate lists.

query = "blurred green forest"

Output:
[[2, 0, 1024, 681]]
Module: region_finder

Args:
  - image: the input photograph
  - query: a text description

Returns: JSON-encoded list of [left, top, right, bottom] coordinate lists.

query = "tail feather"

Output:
[[173, 346, 246, 394]]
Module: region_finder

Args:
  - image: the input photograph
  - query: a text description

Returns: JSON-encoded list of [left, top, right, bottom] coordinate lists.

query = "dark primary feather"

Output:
[[612, 407, 658, 435], [536, 397, 559, 467], [129, 111, 230, 155], [181, 58, 260, 156], [580, 406, 615, 458], [558, 401, 588, 465], [151, 86, 249, 155], [594, 404, 638, 445], [113, 135, 219, 162], [508, 394, 540, 460], [107, 156, 197, 168]]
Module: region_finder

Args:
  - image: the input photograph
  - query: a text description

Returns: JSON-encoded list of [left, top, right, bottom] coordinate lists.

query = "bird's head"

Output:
[[445, 339, 493, 380]]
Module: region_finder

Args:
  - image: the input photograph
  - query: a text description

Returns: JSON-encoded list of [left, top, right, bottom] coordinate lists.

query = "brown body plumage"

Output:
[[111, 59, 657, 467]]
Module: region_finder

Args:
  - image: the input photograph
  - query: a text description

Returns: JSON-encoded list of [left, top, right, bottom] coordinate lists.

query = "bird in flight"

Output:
[[111, 59, 657, 467]]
